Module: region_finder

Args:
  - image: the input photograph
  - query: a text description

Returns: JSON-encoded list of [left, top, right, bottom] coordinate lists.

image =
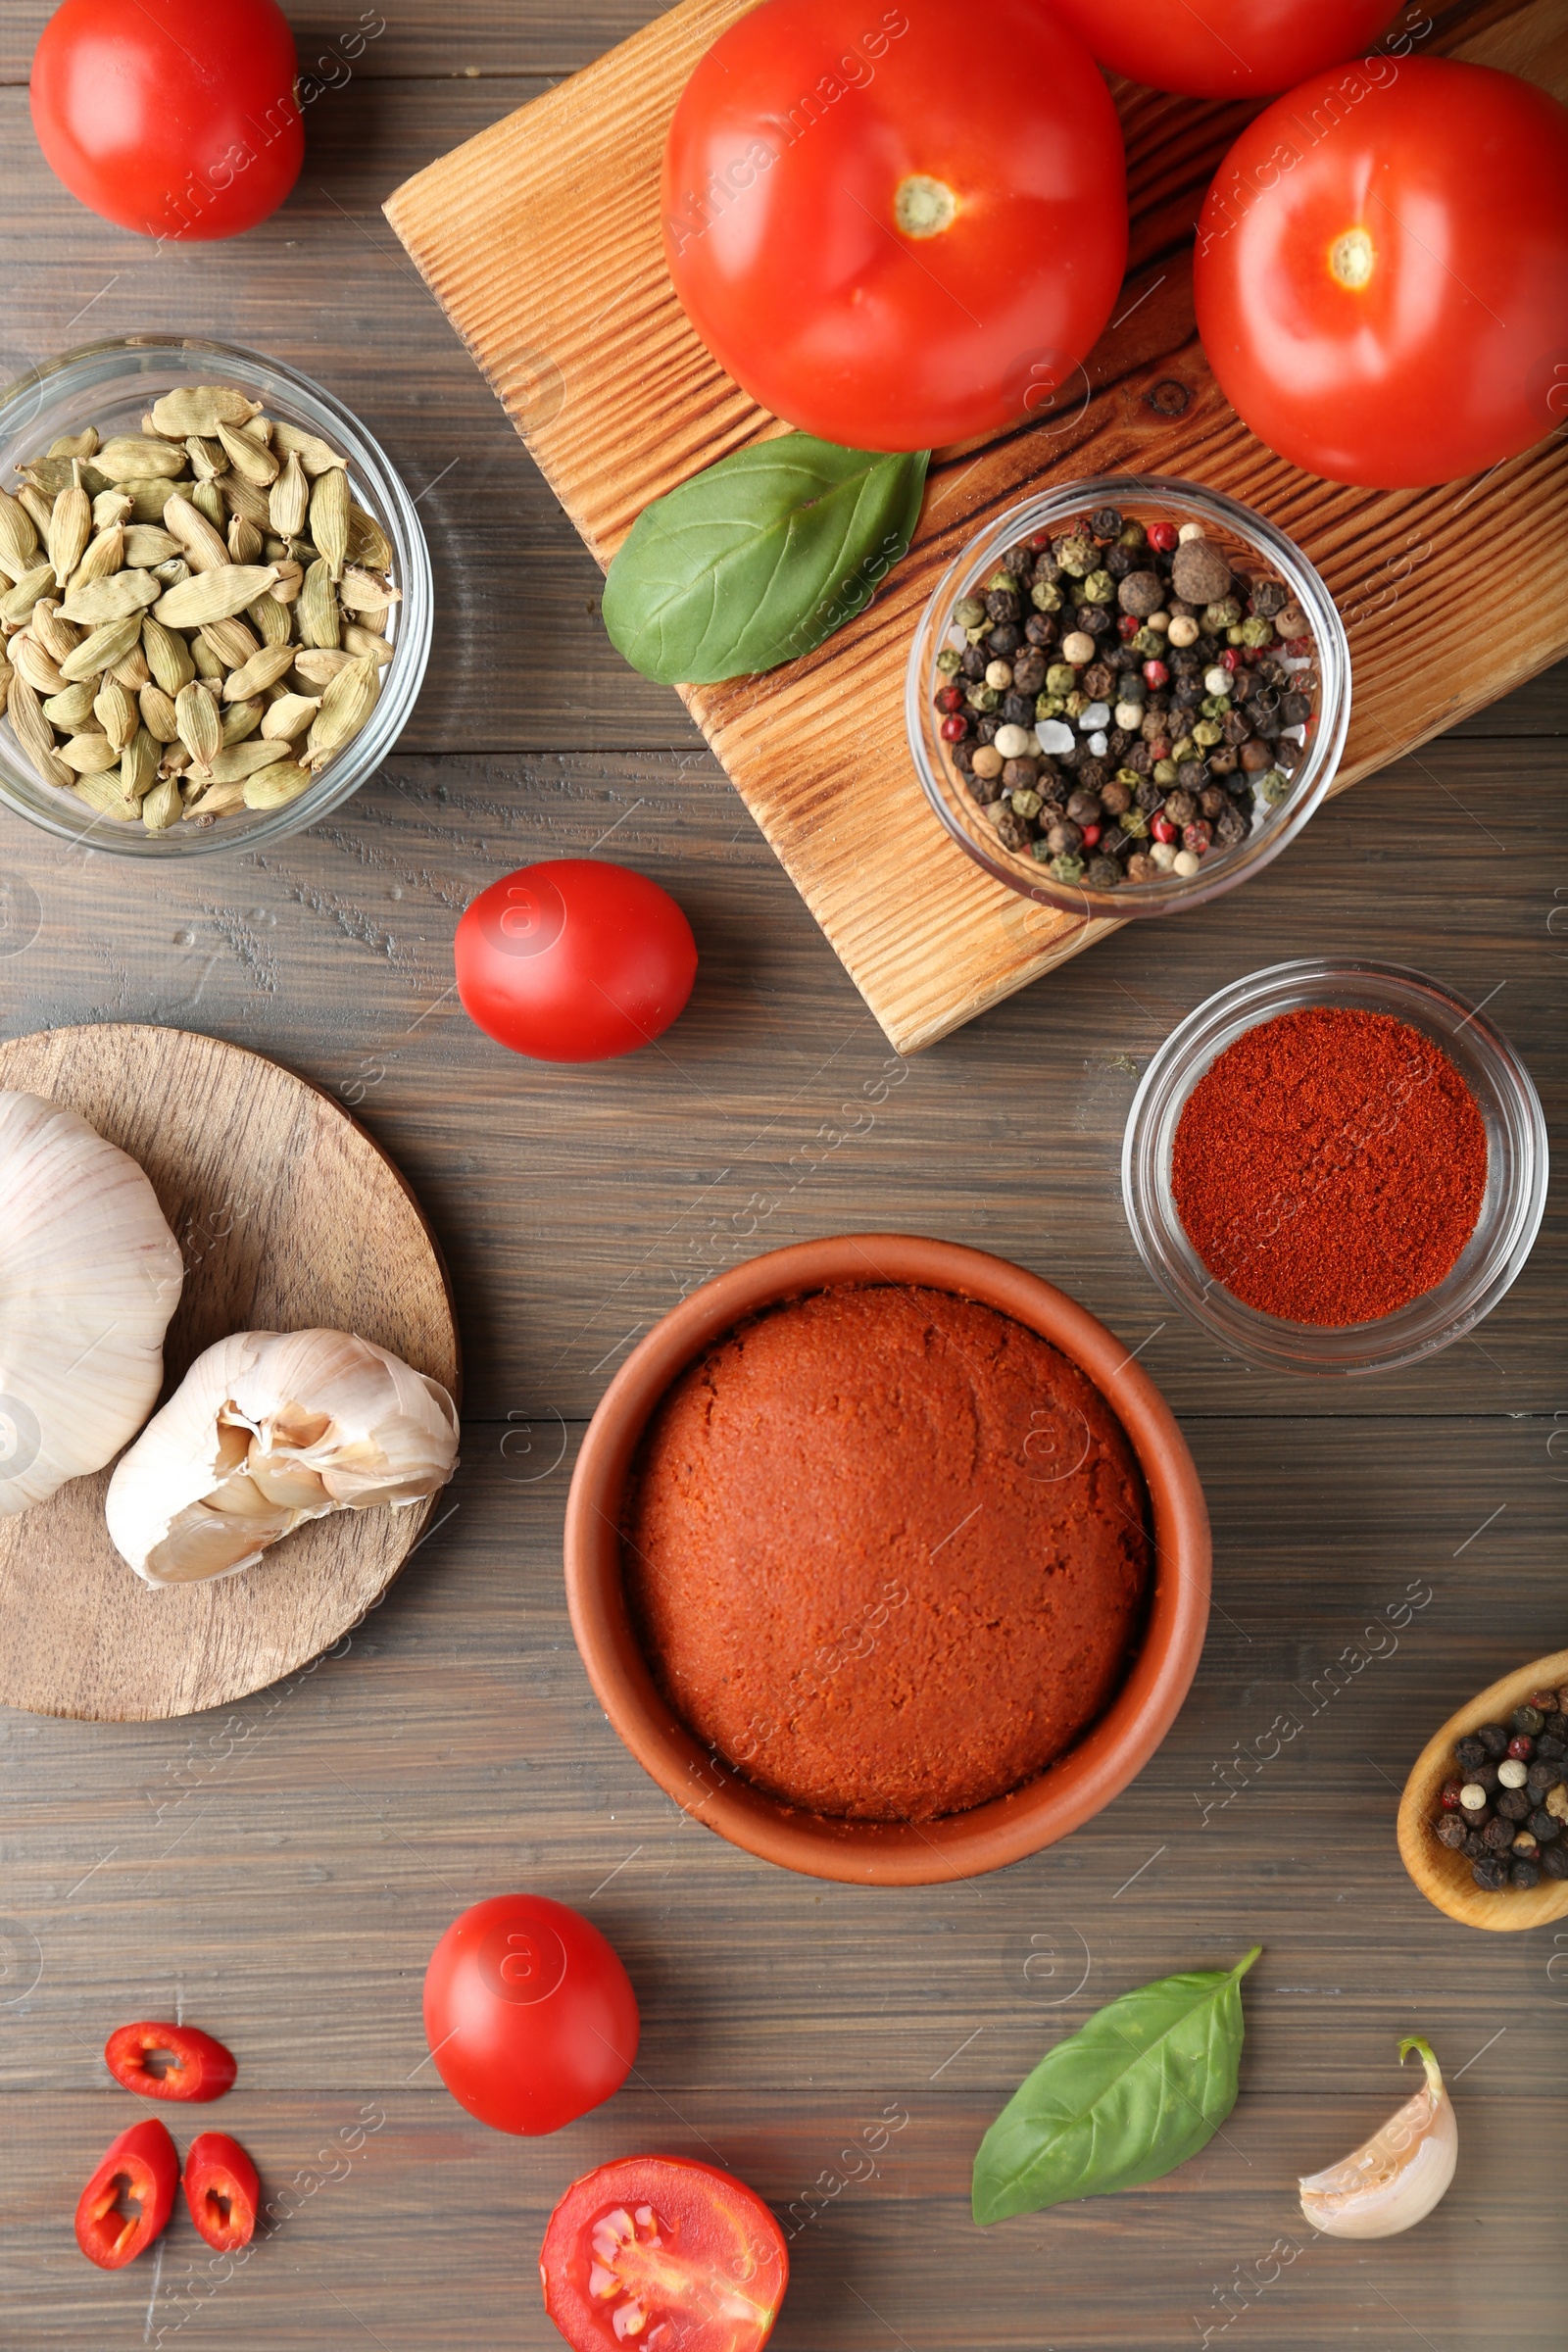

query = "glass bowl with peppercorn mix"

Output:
[[0, 334, 431, 858], [906, 475, 1349, 917], [1122, 957, 1547, 1376]]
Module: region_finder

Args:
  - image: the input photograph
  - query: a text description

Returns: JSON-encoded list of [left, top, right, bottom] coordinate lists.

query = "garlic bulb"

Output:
[[0, 1090, 182, 1515], [1298, 2036, 1456, 2239], [106, 1329, 459, 1586]]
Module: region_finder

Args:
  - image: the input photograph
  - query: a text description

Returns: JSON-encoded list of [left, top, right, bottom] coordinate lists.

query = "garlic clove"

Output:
[[106, 1329, 459, 1586], [1298, 2037, 1456, 2239], [0, 1091, 182, 1515]]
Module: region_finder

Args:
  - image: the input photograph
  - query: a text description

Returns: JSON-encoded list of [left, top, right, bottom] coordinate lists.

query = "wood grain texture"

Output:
[[0, 1026, 459, 1723], [385, 0, 1568, 1052], [1397, 1647, 1568, 1931]]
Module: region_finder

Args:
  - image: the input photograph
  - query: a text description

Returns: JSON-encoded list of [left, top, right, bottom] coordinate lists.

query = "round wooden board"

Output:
[[1396, 1648, 1568, 1933], [0, 1024, 460, 1722]]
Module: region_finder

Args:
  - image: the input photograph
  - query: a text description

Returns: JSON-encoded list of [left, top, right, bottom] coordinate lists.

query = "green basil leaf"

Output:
[[602, 434, 929, 685], [972, 1946, 1260, 2224]]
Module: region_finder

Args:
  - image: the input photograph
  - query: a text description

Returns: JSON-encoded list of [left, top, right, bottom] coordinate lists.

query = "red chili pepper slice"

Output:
[[74, 2118, 179, 2270], [182, 2131, 260, 2253], [105, 2020, 236, 2103]]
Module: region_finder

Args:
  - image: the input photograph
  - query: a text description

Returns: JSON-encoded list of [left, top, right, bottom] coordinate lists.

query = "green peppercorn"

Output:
[[1152, 758, 1179, 787], [1192, 718, 1223, 747], [1045, 663, 1076, 696], [1227, 624, 1248, 647], [1200, 694, 1232, 720], [1170, 735, 1198, 764], [967, 684, 1002, 714], [986, 570, 1019, 596], [1080, 568, 1115, 605], [1204, 596, 1243, 631], [1116, 521, 1147, 550], [1118, 805, 1150, 839], [966, 624, 991, 646], [936, 648, 962, 676], [1030, 580, 1063, 613], [1010, 789, 1043, 819], [1051, 853, 1086, 883], [1131, 626, 1164, 659], [1035, 693, 1066, 719], [1064, 690, 1091, 719], [955, 596, 987, 629], [1239, 614, 1275, 648], [1259, 768, 1293, 806], [1114, 766, 1143, 790], [1054, 537, 1093, 578]]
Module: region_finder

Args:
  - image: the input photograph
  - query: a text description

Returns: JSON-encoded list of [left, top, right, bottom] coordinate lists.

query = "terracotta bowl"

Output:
[[564, 1235, 1211, 1886]]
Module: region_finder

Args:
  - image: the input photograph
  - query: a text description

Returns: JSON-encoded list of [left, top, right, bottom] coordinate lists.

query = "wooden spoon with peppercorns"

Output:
[[1397, 1649, 1568, 1934]]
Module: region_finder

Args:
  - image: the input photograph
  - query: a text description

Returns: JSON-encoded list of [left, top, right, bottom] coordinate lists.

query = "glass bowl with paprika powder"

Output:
[[1121, 957, 1547, 1375]]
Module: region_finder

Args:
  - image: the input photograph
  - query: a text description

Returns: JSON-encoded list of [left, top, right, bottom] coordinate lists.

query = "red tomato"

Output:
[[662, 0, 1126, 451], [75, 2118, 179, 2270], [104, 2020, 237, 2103], [423, 1894, 640, 2135], [182, 2131, 260, 2253], [1048, 0, 1397, 100], [455, 860, 698, 1064], [541, 2155, 787, 2352], [1194, 57, 1568, 486], [30, 0, 303, 242]]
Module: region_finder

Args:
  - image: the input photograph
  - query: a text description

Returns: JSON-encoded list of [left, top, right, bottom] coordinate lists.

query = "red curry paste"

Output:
[[1171, 1005, 1487, 1326]]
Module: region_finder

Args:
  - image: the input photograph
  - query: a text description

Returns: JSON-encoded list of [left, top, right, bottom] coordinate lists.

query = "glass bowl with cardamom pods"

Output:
[[0, 335, 431, 856], [906, 474, 1350, 919]]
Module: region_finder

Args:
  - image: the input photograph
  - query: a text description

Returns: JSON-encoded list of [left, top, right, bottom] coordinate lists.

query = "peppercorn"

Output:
[[1082, 662, 1116, 703], [1461, 1830, 1488, 1860], [976, 715, 1002, 745], [1089, 506, 1122, 539], [1529, 1759, 1564, 1792], [1124, 850, 1155, 882], [1483, 1815, 1515, 1850], [1496, 1788, 1531, 1821], [1275, 600, 1308, 639], [1030, 579, 1063, 613], [1045, 819, 1082, 856], [1550, 1786, 1568, 1822], [1512, 1858, 1542, 1888], [988, 623, 1023, 660], [1170, 538, 1234, 607], [970, 744, 1004, 783], [1497, 1758, 1529, 1788], [1459, 1783, 1489, 1811], [1434, 1812, 1468, 1850], [1161, 789, 1196, 827], [1086, 855, 1120, 888], [1544, 1844, 1568, 1880], [1182, 819, 1213, 857], [1529, 1688, 1560, 1713], [1512, 1704, 1544, 1737], [1001, 544, 1035, 579], [939, 713, 967, 743], [961, 644, 988, 682], [1531, 1809, 1561, 1842], [995, 808, 1031, 852], [1250, 579, 1288, 618], [1507, 1734, 1535, 1762], [1477, 1724, 1510, 1755], [1066, 789, 1102, 827], [1472, 1856, 1508, 1890], [1212, 803, 1248, 848]]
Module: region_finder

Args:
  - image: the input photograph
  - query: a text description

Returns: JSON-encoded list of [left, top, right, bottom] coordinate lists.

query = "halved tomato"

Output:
[[540, 2155, 787, 2352]]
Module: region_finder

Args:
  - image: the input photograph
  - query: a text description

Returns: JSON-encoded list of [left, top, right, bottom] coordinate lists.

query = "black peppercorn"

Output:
[[1207, 747, 1240, 778], [1543, 1844, 1568, 1881], [1513, 1704, 1545, 1737], [1243, 697, 1282, 739], [1461, 1830, 1489, 1859], [961, 645, 988, 681], [995, 808, 1031, 852], [1101, 777, 1133, 817], [1002, 543, 1035, 580], [1172, 677, 1202, 710], [1163, 789, 1197, 826], [1045, 819, 1082, 856], [1082, 662, 1116, 703], [1012, 649, 1047, 696], [988, 622, 1022, 659], [1177, 760, 1207, 794], [1435, 1813, 1468, 1850], [1024, 613, 1057, 649], [1497, 1788, 1532, 1822], [1086, 856, 1120, 888], [1250, 579, 1289, 618], [1105, 545, 1136, 579], [1079, 604, 1112, 639], [1531, 1809, 1562, 1842], [1454, 1737, 1488, 1771], [1482, 1815, 1514, 1850], [1527, 1760, 1562, 1793], [976, 715, 1001, 744], [1003, 692, 1036, 728], [1511, 1859, 1542, 1889], [985, 587, 1020, 625], [1065, 790, 1102, 827], [1477, 1723, 1511, 1756], [1212, 803, 1247, 848], [1536, 1732, 1566, 1762], [1472, 1856, 1508, 1890], [1090, 506, 1123, 539]]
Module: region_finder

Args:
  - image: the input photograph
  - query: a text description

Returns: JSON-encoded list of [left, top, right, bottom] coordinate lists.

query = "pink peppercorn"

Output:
[[1148, 738, 1171, 763], [1143, 659, 1169, 688], [1440, 1780, 1464, 1810], [1151, 814, 1176, 845], [1079, 823, 1102, 848], [1508, 1735, 1535, 1761], [935, 684, 963, 713], [940, 714, 968, 743], [1222, 648, 1246, 673], [1117, 613, 1140, 641], [1147, 521, 1178, 554]]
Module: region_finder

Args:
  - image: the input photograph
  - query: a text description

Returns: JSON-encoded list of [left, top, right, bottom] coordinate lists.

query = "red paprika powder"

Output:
[[1171, 1005, 1488, 1326]]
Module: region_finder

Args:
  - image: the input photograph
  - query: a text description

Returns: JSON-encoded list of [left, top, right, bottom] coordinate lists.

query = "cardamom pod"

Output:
[[44, 680, 98, 730], [307, 654, 378, 768], [174, 680, 222, 771], [149, 385, 261, 439], [95, 436, 188, 481], [185, 434, 227, 481], [270, 420, 348, 477], [298, 557, 341, 650], [153, 564, 278, 628], [69, 525, 126, 588], [346, 505, 394, 572], [247, 591, 291, 650], [18, 484, 55, 538], [205, 738, 291, 783], [123, 525, 183, 567], [47, 468, 92, 581], [227, 515, 264, 565], [59, 731, 125, 775], [110, 644, 152, 691], [30, 600, 81, 662], [192, 634, 226, 681], [94, 675, 139, 752], [138, 682, 180, 742], [0, 490, 39, 578], [260, 692, 320, 741], [7, 675, 73, 786], [11, 635, 67, 698], [338, 564, 401, 614], [220, 471, 271, 530], [141, 614, 196, 695], [119, 726, 159, 798], [48, 426, 99, 461], [190, 481, 227, 532], [222, 644, 297, 702], [61, 569, 162, 625], [269, 451, 310, 538], [74, 772, 141, 821], [58, 614, 143, 682], [221, 697, 266, 746], [150, 558, 190, 588], [200, 617, 261, 670], [92, 489, 134, 531], [342, 624, 396, 665], [1, 564, 60, 627], [217, 419, 280, 486], [111, 478, 179, 524], [141, 772, 182, 831], [0, 649, 11, 716], [270, 558, 304, 605], [243, 760, 312, 811], [309, 466, 350, 581], [182, 778, 249, 818], [162, 492, 231, 573], [292, 648, 355, 688]]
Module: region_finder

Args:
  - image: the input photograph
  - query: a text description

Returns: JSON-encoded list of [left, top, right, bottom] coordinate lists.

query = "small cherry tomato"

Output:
[[1049, 0, 1397, 101], [105, 2021, 236, 2103], [423, 1893, 640, 2136], [1194, 57, 1568, 486], [30, 0, 303, 242], [541, 2155, 788, 2352], [75, 2119, 179, 2271], [662, 0, 1127, 450], [455, 860, 698, 1064], [182, 2132, 260, 2252]]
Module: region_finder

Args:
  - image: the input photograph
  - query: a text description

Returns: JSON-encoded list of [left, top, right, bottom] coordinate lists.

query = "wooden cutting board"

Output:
[[0, 1026, 460, 1722], [387, 0, 1568, 1054]]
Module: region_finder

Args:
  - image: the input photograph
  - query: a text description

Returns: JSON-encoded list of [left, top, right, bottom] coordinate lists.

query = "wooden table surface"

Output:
[[1, 8, 1565, 2348]]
